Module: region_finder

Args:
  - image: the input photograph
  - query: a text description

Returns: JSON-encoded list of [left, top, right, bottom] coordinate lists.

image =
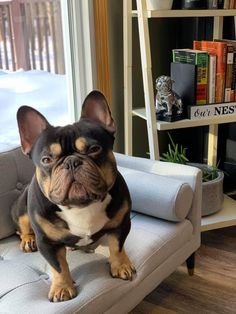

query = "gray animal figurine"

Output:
[[155, 76, 183, 120]]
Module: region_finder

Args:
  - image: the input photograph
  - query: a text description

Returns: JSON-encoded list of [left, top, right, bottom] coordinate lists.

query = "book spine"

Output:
[[208, 54, 216, 104], [224, 45, 234, 102], [229, 0, 235, 8], [196, 53, 208, 105], [224, 0, 230, 8], [216, 44, 227, 103], [193, 41, 227, 103], [172, 50, 196, 64], [173, 49, 208, 105], [231, 50, 236, 101]]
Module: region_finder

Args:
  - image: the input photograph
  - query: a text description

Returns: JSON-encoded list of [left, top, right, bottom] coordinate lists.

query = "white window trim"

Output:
[[61, 0, 97, 122]]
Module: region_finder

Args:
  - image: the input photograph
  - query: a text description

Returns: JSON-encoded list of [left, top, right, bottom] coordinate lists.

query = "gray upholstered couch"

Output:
[[0, 147, 202, 314]]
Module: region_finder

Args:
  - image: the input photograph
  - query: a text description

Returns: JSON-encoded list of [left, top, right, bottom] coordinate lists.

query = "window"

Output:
[[0, 0, 95, 152]]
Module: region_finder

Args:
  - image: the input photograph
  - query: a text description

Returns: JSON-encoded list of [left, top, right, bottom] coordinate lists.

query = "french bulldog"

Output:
[[11, 90, 136, 302]]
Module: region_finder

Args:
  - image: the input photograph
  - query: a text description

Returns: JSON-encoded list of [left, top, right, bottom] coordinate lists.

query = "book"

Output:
[[229, 0, 235, 8], [215, 39, 236, 102], [208, 54, 216, 104], [224, 0, 230, 8], [171, 62, 197, 109], [224, 44, 234, 102], [232, 50, 236, 101], [173, 49, 208, 105], [193, 40, 227, 103]]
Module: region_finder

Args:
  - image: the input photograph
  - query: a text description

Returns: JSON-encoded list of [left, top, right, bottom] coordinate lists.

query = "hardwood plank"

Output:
[[131, 227, 236, 313], [130, 300, 178, 314]]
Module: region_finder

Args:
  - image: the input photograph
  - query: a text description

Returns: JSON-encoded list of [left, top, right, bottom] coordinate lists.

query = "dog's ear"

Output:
[[81, 90, 116, 134], [17, 106, 50, 155]]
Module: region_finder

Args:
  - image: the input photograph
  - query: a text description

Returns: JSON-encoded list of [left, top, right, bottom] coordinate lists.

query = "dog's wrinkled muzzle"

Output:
[[49, 157, 108, 206]]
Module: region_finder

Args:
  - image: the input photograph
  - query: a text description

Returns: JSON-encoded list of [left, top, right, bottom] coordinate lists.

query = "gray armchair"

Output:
[[0, 148, 201, 314]]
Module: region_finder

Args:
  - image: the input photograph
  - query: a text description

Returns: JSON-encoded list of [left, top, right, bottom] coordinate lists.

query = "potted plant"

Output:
[[161, 134, 224, 216]]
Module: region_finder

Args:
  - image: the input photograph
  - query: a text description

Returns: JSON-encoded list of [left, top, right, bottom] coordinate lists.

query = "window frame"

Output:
[[61, 0, 97, 122]]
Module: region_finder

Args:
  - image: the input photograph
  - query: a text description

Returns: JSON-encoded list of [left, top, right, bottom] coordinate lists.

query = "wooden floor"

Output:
[[131, 227, 236, 314]]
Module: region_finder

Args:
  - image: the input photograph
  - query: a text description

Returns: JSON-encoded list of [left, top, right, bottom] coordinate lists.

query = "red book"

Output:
[[193, 41, 227, 103]]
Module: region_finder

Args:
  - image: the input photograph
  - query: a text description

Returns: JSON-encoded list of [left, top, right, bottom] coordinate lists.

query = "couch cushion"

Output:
[[0, 148, 35, 239], [0, 214, 193, 314], [119, 166, 193, 222], [0, 260, 44, 298]]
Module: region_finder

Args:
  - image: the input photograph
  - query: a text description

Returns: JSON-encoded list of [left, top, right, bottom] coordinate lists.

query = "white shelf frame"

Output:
[[201, 195, 236, 231], [123, 1, 236, 231]]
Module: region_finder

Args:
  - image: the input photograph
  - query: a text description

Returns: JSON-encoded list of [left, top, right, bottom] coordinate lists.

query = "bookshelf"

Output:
[[123, 0, 236, 231]]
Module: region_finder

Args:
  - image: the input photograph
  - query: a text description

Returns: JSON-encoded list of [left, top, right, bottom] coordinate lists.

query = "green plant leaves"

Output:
[[160, 133, 189, 165], [201, 164, 220, 182], [161, 133, 222, 182]]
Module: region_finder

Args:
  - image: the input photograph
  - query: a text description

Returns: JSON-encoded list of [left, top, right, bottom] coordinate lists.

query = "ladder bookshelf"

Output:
[[123, 0, 236, 231], [123, 0, 236, 165]]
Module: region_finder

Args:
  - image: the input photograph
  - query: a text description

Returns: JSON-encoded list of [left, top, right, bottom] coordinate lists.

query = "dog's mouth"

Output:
[[48, 159, 109, 206]]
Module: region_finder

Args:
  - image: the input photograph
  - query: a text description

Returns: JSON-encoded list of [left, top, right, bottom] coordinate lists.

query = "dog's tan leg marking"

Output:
[[18, 214, 37, 252], [35, 213, 71, 242], [104, 200, 129, 230], [48, 247, 77, 302], [108, 235, 136, 281]]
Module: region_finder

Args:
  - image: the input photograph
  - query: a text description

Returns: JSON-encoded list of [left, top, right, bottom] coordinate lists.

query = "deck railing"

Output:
[[0, 0, 65, 74]]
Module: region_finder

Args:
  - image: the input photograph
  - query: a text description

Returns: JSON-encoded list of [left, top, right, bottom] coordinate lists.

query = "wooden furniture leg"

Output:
[[186, 252, 195, 276]]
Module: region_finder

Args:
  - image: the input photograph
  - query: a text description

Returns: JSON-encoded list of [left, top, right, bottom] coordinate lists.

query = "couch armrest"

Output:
[[115, 153, 202, 234]]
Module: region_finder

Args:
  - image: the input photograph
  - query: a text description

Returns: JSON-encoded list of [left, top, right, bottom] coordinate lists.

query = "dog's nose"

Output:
[[64, 156, 82, 171]]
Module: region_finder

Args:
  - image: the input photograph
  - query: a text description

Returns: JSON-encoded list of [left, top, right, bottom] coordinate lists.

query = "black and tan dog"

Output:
[[11, 91, 136, 302]]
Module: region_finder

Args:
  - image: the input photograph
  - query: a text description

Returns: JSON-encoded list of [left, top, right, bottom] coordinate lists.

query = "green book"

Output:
[[172, 49, 209, 105]]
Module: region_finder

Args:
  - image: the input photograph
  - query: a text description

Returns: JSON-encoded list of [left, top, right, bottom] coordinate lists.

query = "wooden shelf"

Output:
[[132, 107, 236, 131], [132, 9, 236, 18], [201, 195, 236, 232]]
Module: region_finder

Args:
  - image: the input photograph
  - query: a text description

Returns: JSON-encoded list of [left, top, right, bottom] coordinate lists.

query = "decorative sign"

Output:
[[188, 102, 236, 120]]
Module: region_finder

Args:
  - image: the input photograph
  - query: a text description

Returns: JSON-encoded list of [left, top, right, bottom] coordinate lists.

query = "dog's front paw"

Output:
[[48, 284, 77, 302], [20, 234, 37, 252], [110, 261, 136, 281]]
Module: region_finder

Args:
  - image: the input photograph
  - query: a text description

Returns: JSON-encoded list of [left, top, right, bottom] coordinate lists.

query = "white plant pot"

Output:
[[202, 171, 224, 217], [146, 0, 174, 10]]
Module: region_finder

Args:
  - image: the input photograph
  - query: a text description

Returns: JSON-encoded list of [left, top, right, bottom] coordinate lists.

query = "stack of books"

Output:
[[221, 0, 236, 9], [172, 40, 236, 119]]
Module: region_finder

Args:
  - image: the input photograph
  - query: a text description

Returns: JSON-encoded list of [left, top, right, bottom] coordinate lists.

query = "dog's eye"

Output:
[[41, 156, 53, 164], [88, 145, 102, 156]]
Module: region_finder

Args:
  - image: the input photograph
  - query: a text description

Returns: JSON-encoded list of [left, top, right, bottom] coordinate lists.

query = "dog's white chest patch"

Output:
[[57, 194, 112, 242]]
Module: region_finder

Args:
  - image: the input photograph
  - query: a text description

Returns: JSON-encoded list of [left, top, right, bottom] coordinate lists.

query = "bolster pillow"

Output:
[[118, 166, 193, 222]]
